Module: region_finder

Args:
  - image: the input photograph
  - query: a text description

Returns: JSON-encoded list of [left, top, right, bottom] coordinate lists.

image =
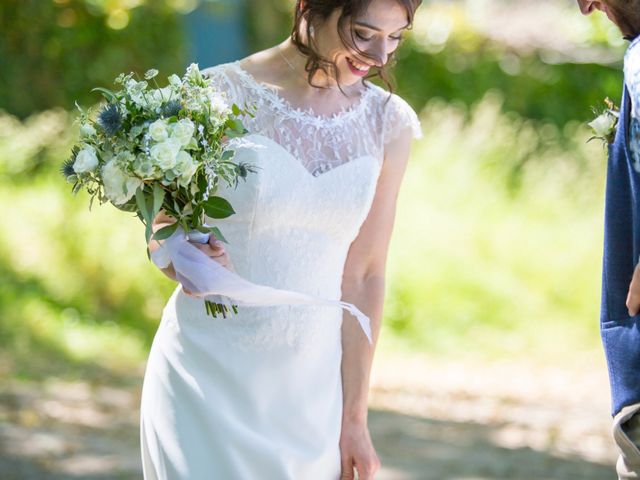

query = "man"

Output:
[[577, 1, 640, 478]]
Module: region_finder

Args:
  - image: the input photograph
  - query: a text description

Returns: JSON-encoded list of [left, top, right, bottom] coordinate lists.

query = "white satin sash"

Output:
[[151, 229, 372, 344]]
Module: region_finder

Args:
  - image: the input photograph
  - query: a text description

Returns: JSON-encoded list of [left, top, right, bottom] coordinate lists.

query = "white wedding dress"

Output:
[[140, 61, 422, 480]]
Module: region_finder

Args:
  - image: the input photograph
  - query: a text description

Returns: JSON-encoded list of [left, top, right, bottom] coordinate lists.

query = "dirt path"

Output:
[[0, 352, 618, 479]]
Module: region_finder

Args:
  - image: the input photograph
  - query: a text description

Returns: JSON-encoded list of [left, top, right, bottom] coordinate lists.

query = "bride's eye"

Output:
[[354, 31, 373, 41]]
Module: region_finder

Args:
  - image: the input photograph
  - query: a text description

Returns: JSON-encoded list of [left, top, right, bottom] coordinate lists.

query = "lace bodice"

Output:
[[202, 61, 422, 176], [163, 61, 422, 351]]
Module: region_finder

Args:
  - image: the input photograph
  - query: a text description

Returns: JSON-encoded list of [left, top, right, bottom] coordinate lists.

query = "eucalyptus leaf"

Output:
[[152, 183, 165, 220], [135, 187, 151, 224], [145, 222, 153, 245], [152, 222, 179, 241]]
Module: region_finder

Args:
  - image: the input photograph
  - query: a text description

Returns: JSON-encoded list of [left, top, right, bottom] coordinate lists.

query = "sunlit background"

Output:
[[0, 0, 628, 478]]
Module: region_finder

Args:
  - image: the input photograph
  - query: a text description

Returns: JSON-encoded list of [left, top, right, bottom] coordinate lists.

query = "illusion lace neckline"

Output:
[[231, 60, 376, 122]]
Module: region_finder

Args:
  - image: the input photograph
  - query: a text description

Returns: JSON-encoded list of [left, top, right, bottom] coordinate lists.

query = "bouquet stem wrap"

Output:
[[151, 228, 373, 344]]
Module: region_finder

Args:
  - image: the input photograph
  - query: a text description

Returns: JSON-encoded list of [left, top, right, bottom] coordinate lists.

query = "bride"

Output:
[[142, 0, 422, 479]]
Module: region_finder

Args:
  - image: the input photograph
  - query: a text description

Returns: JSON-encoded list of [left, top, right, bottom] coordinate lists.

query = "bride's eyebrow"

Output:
[[354, 20, 409, 33]]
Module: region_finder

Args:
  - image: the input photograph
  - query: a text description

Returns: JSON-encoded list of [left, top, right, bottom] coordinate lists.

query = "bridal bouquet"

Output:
[[62, 63, 257, 317], [63, 63, 374, 342]]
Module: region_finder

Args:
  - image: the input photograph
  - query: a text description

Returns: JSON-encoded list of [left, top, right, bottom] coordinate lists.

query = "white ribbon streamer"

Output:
[[151, 229, 373, 344]]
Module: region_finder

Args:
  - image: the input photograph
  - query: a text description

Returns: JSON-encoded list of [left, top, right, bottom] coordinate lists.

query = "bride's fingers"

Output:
[[340, 455, 355, 480]]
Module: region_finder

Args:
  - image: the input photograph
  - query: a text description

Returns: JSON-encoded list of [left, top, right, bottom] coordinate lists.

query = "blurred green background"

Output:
[[0, 0, 627, 383]]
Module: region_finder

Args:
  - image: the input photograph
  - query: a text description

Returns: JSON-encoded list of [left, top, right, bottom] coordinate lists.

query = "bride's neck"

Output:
[[276, 39, 361, 98]]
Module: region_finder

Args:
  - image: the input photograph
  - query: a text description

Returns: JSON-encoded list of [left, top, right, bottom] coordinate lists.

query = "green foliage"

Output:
[[0, 0, 186, 119], [203, 196, 235, 219], [384, 95, 605, 360]]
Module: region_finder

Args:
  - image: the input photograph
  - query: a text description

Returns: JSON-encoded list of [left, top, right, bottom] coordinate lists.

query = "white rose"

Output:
[[150, 139, 181, 170], [79, 123, 97, 139], [175, 150, 198, 186], [73, 146, 99, 173], [102, 160, 142, 205], [148, 119, 169, 142], [588, 111, 617, 138], [171, 118, 195, 147]]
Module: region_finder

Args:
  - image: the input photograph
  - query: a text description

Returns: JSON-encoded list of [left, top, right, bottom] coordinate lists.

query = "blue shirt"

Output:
[[625, 36, 640, 172], [600, 35, 640, 417]]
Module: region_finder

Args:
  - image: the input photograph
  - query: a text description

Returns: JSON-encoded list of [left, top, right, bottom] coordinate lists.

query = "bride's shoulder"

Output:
[[364, 82, 422, 143], [200, 61, 241, 84]]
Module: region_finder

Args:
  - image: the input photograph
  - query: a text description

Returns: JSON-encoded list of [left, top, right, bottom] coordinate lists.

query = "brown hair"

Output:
[[605, 0, 640, 39], [290, 0, 422, 94]]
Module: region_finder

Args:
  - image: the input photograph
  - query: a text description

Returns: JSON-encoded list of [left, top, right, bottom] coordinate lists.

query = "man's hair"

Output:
[[607, 0, 640, 39]]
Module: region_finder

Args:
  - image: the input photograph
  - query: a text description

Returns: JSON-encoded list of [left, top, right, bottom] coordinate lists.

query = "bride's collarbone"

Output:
[[237, 57, 368, 116]]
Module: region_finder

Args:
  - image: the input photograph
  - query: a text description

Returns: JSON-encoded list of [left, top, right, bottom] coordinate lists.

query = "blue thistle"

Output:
[[97, 103, 123, 136], [234, 162, 259, 187], [61, 146, 79, 180], [162, 100, 182, 118]]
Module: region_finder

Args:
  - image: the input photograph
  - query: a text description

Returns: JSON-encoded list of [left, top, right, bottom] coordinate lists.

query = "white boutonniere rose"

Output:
[[588, 97, 619, 145]]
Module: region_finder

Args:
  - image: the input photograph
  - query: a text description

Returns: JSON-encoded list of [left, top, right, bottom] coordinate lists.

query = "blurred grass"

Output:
[[0, 95, 607, 379], [383, 94, 605, 361]]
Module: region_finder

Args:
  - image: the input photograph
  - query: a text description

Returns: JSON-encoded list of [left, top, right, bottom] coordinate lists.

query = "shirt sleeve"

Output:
[[625, 37, 640, 121], [382, 93, 423, 146]]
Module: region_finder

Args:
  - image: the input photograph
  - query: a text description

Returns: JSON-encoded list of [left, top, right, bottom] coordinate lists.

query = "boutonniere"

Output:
[[588, 97, 619, 145]]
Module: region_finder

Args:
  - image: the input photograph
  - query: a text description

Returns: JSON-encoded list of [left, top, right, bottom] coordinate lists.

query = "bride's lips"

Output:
[[346, 57, 370, 77]]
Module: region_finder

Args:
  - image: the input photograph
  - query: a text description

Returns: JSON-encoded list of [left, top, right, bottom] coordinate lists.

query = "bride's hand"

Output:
[[183, 236, 235, 297], [339, 420, 380, 480], [193, 236, 234, 270]]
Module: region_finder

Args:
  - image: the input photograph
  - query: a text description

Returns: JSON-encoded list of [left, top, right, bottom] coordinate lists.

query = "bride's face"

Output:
[[312, 0, 411, 86]]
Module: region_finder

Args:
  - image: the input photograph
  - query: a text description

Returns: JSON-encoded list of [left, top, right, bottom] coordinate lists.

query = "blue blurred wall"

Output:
[[184, 0, 248, 68]]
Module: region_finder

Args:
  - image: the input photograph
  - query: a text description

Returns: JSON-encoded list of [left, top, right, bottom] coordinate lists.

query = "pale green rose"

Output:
[[149, 119, 169, 142], [150, 138, 181, 170], [79, 123, 97, 139], [171, 118, 195, 147], [73, 146, 99, 173], [175, 150, 198, 187], [102, 159, 142, 205]]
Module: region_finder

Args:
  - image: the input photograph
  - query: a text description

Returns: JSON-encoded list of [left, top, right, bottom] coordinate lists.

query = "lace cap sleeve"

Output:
[[201, 63, 246, 109], [382, 93, 423, 145]]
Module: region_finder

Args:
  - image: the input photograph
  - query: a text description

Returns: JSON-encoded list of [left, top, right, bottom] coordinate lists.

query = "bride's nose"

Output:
[[365, 40, 389, 67]]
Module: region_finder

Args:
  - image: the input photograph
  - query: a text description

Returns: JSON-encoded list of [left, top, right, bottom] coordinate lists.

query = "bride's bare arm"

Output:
[[338, 126, 414, 480]]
